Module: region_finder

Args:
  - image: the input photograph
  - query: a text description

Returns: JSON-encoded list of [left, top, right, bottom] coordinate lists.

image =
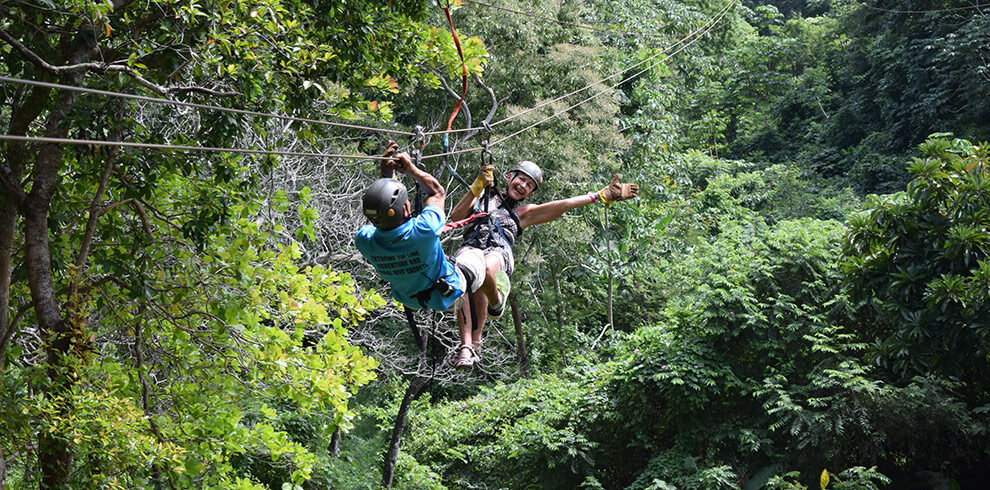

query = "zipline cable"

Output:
[[0, 134, 393, 160], [489, 0, 734, 129], [420, 0, 735, 159], [0, 76, 416, 137], [0, 0, 731, 147], [858, 1, 986, 14], [488, 0, 734, 149], [463, 0, 668, 39], [1, 0, 734, 161], [2, 0, 724, 165], [420, 0, 732, 136]]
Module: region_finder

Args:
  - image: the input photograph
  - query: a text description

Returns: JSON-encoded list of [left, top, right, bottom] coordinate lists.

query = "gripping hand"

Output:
[[379, 140, 399, 178], [391, 152, 415, 175], [471, 164, 495, 197], [597, 174, 639, 206]]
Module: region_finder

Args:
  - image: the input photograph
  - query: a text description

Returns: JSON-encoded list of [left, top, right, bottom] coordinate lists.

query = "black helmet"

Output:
[[508, 160, 543, 189], [363, 178, 407, 229]]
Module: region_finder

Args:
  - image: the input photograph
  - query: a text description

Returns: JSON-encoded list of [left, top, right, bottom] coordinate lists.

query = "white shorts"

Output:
[[447, 248, 488, 311]]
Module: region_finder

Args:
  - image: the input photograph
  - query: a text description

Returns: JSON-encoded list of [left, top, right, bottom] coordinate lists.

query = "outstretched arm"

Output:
[[517, 194, 593, 228], [517, 174, 639, 229]]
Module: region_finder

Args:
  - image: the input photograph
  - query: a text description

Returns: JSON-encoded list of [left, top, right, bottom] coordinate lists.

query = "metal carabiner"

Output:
[[479, 121, 494, 167], [480, 140, 494, 167], [411, 125, 426, 169]]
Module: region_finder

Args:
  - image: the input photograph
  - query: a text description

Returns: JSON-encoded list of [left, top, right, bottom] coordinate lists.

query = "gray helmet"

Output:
[[363, 178, 407, 229], [508, 160, 543, 189]]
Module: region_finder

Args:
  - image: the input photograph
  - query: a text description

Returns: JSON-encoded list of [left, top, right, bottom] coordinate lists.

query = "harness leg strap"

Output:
[[404, 306, 425, 352]]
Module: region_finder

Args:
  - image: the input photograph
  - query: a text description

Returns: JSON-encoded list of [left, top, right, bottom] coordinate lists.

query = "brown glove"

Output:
[[597, 174, 639, 206], [379, 140, 399, 178], [391, 152, 415, 175], [470, 164, 495, 197]]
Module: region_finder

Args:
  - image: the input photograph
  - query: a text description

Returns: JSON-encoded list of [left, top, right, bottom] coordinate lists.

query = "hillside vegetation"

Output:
[[1, 0, 987, 488]]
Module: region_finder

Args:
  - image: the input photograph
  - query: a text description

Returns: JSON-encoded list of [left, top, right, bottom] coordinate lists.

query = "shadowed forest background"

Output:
[[1, 0, 988, 488]]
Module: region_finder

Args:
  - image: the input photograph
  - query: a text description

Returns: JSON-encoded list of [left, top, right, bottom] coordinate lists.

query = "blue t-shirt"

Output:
[[355, 205, 463, 310]]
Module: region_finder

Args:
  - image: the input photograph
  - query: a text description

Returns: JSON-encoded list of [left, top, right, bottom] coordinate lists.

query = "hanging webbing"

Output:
[[438, 0, 468, 133], [404, 306, 426, 352], [434, 0, 476, 191]]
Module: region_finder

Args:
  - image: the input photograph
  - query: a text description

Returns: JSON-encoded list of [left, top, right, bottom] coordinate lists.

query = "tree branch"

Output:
[[0, 164, 26, 208], [131, 200, 153, 238], [0, 26, 239, 97], [74, 155, 116, 270], [132, 302, 179, 490]]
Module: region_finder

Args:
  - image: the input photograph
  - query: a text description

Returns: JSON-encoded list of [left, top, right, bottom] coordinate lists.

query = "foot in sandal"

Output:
[[450, 344, 480, 370]]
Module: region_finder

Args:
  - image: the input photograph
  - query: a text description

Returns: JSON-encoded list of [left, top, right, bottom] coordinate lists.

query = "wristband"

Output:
[[586, 191, 598, 203], [597, 189, 612, 206]]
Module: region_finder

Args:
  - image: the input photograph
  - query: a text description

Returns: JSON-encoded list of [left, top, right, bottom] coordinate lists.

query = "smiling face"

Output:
[[505, 172, 537, 201]]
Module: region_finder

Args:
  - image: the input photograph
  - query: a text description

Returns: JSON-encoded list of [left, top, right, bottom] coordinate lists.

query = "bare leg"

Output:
[[455, 254, 503, 353], [472, 254, 505, 346], [457, 272, 492, 349]]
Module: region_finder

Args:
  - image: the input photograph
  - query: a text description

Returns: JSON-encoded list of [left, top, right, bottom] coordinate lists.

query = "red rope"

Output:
[[441, 212, 487, 234]]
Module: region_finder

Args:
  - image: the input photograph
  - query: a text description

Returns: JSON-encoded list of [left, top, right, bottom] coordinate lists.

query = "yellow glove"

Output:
[[597, 174, 639, 207], [471, 164, 495, 197]]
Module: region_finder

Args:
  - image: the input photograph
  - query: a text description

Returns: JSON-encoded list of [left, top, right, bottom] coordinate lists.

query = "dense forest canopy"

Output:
[[1, 0, 987, 489]]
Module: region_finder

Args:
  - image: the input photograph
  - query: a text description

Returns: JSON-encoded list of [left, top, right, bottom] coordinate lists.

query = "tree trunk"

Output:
[[329, 428, 340, 458], [27, 86, 77, 490], [381, 376, 427, 488], [551, 268, 564, 365], [509, 292, 529, 378], [0, 204, 15, 370], [1, 83, 49, 369], [606, 209, 614, 334]]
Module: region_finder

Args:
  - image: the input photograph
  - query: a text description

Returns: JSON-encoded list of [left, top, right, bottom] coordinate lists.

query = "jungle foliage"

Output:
[[2, 0, 988, 489]]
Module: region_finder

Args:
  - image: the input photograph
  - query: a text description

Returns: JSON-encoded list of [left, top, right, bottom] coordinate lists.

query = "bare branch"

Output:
[[0, 164, 26, 207], [168, 85, 240, 97], [0, 26, 238, 97], [131, 200, 153, 238], [74, 155, 116, 269], [99, 198, 135, 217], [459, 73, 499, 144]]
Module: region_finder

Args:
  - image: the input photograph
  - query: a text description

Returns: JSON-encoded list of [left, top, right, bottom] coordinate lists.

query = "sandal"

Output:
[[450, 345, 480, 370]]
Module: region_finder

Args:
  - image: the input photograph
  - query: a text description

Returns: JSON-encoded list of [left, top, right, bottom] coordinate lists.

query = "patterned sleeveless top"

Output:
[[462, 193, 520, 250]]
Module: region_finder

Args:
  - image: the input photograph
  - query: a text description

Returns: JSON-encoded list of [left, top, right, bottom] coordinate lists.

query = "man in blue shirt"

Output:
[[355, 146, 491, 368]]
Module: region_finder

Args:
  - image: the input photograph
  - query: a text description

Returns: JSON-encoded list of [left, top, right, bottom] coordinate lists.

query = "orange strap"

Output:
[[439, 1, 468, 132]]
